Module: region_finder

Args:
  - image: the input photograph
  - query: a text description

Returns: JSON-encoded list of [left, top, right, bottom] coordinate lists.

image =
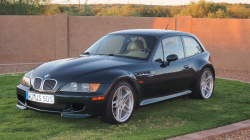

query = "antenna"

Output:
[[165, 18, 172, 30]]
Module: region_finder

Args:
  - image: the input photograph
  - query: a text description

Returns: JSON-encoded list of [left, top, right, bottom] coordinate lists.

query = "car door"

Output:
[[151, 36, 193, 97]]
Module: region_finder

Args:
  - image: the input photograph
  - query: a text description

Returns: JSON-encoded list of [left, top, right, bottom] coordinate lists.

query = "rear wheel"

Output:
[[192, 68, 215, 99], [101, 81, 135, 124]]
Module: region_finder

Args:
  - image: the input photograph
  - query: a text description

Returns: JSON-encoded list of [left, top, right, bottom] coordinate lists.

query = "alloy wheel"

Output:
[[200, 70, 214, 99], [112, 85, 134, 122]]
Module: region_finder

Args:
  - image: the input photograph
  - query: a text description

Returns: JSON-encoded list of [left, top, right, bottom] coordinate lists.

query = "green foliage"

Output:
[[96, 4, 143, 17], [179, 0, 227, 18], [1, 0, 250, 19], [170, 7, 182, 17], [179, 0, 250, 18], [0, 0, 49, 15], [227, 4, 250, 18], [207, 9, 228, 18], [47, 1, 250, 19], [140, 5, 171, 17]]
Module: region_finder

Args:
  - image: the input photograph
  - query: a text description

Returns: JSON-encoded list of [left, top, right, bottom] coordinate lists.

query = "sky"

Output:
[[53, 0, 250, 5]]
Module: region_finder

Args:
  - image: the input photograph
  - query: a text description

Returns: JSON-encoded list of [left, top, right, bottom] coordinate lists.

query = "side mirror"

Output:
[[167, 54, 178, 62], [165, 54, 178, 66]]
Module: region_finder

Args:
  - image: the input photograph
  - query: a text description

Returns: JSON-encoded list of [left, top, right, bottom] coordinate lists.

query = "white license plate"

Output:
[[26, 92, 54, 104]]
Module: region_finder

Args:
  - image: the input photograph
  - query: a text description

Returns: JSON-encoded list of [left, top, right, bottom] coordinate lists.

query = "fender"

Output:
[[188, 52, 215, 89]]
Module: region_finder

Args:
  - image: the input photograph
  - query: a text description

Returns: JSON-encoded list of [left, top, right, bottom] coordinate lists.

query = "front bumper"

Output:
[[16, 84, 111, 118]]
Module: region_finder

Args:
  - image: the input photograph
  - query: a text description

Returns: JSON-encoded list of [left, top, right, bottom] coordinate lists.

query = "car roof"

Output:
[[109, 29, 193, 37]]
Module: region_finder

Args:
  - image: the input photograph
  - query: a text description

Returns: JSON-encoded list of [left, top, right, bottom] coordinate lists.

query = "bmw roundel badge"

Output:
[[44, 74, 50, 79]]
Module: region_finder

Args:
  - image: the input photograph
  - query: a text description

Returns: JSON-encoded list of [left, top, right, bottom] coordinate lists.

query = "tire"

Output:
[[191, 68, 215, 99], [100, 81, 135, 124]]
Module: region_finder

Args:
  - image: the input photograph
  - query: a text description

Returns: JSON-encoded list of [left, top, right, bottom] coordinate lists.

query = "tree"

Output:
[[0, 0, 50, 15], [179, 0, 227, 18], [170, 7, 181, 17], [227, 4, 250, 18], [207, 9, 228, 18]]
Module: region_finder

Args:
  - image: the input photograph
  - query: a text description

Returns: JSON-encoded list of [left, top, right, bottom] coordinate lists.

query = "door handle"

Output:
[[184, 65, 190, 70]]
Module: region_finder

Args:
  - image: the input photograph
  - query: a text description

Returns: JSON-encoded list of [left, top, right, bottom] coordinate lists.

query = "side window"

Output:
[[162, 36, 184, 61], [182, 36, 203, 57], [152, 43, 164, 62]]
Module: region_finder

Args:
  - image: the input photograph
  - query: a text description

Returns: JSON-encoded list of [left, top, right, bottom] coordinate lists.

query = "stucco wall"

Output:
[[176, 16, 250, 71], [0, 16, 56, 64], [0, 14, 249, 72], [0, 15, 175, 64], [68, 16, 175, 57], [192, 18, 250, 71]]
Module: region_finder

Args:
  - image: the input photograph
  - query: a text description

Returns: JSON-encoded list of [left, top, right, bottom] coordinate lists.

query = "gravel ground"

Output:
[[216, 69, 250, 83], [0, 63, 44, 75], [207, 128, 250, 140]]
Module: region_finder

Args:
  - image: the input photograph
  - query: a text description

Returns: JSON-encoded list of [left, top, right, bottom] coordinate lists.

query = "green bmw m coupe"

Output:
[[16, 29, 215, 124]]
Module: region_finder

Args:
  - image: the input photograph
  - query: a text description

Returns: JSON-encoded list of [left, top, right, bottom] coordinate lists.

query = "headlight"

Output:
[[21, 76, 31, 87], [61, 82, 100, 92], [81, 83, 90, 92]]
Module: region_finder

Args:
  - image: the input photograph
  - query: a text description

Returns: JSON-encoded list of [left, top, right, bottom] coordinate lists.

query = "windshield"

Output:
[[84, 34, 157, 59]]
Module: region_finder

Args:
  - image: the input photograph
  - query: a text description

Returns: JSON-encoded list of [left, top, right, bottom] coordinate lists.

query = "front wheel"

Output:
[[101, 81, 135, 124]]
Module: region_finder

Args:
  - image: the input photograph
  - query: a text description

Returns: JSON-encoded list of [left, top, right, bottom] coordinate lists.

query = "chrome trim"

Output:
[[135, 70, 154, 76], [43, 79, 57, 91], [134, 70, 155, 78], [32, 77, 57, 91], [140, 90, 192, 106], [33, 77, 43, 90]]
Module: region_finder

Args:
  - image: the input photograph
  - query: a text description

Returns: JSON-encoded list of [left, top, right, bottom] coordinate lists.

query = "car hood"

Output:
[[30, 55, 142, 84]]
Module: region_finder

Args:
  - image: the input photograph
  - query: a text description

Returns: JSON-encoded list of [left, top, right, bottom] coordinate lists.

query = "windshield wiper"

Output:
[[98, 54, 115, 56], [81, 52, 91, 55]]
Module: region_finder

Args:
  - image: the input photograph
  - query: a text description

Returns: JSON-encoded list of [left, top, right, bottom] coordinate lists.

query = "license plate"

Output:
[[26, 91, 54, 104]]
